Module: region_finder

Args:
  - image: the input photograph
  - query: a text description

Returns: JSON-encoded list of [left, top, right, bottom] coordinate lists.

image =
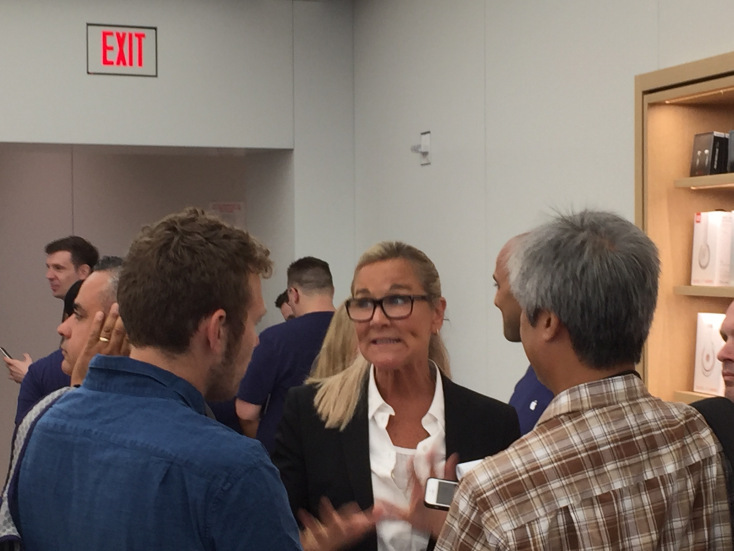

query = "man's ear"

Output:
[[288, 287, 299, 305], [77, 264, 92, 280], [204, 309, 228, 355], [537, 310, 563, 342]]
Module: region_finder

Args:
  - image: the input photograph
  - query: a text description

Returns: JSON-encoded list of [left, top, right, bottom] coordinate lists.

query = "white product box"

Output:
[[691, 211, 734, 286], [693, 312, 726, 396]]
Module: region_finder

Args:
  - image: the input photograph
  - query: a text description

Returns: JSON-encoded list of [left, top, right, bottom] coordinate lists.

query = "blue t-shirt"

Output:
[[15, 349, 70, 424], [508, 365, 554, 435], [206, 397, 242, 434], [16, 355, 301, 551], [237, 311, 333, 454]]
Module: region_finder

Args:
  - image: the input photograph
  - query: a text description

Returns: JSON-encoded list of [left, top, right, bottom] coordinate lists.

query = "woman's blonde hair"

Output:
[[313, 241, 451, 430], [307, 301, 358, 381]]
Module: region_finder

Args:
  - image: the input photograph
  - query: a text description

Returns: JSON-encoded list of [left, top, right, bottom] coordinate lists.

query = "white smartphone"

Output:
[[0, 346, 12, 359], [424, 477, 458, 510]]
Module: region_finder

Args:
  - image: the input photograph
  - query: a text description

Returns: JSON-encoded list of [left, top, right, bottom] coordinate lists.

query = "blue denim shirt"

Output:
[[16, 355, 302, 550]]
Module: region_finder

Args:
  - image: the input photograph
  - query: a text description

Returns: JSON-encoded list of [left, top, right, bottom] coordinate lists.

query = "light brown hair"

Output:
[[118, 207, 272, 355]]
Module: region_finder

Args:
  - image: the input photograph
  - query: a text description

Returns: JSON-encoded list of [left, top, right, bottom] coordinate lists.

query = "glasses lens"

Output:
[[382, 295, 413, 319], [347, 298, 375, 321]]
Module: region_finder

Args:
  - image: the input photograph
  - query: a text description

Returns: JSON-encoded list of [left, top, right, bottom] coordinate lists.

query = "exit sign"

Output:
[[87, 24, 157, 77]]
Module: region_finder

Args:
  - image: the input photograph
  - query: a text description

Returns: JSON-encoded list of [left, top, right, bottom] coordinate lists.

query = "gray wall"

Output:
[[0, 0, 294, 147]]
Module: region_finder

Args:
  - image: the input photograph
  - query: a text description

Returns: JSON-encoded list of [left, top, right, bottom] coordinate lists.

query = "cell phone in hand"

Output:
[[0, 346, 12, 359], [424, 477, 458, 511]]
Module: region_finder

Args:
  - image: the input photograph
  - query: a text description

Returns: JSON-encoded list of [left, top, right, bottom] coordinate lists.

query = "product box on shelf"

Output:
[[690, 131, 729, 176], [690, 211, 734, 286], [693, 312, 726, 396]]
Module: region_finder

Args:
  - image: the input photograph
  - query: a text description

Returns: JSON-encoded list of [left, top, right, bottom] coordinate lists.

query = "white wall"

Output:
[[244, 150, 296, 327], [354, 1, 489, 392], [293, 1, 356, 301], [0, 0, 293, 147], [352, 0, 734, 401], [481, 1, 660, 399]]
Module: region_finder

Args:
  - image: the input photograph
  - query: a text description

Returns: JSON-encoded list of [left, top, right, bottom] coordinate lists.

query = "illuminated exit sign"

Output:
[[87, 24, 157, 77]]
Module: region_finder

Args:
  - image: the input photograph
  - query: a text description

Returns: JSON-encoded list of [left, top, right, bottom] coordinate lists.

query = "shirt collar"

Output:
[[84, 354, 209, 416], [367, 360, 445, 431], [537, 372, 647, 426]]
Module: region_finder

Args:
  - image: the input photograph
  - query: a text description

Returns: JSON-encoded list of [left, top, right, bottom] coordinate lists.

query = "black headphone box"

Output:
[[690, 131, 729, 176]]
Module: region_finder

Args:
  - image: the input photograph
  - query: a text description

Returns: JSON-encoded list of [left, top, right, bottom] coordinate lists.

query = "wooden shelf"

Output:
[[674, 285, 734, 298], [672, 390, 716, 404], [636, 52, 734, 401], [675, 174, 734, 189]]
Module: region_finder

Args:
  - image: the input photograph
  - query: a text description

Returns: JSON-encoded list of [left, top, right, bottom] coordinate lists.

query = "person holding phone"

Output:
[[274, 241, 520, 551], [3, 235, 99, 383]]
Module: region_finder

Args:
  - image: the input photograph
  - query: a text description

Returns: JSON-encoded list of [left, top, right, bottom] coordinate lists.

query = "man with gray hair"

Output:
[[494, 234, 553, 434], [436, 210, 731, 549]]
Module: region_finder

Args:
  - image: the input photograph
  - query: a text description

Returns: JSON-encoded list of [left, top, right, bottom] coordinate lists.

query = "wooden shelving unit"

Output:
[[636, 52, 734, 401], [673, 286, 734, 298]]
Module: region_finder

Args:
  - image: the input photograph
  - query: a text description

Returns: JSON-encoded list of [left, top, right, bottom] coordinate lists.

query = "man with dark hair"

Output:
[[56, 256, 123, 379], [494, 234, 553, 435], [434, 210, 731, 549], [3, 236, 99, 383], [14, 258, 123, 424], [276, 289, 295, 321], [44, 235, 99, 300], [237, 255, 335, 454], [10, 208, 300, 550]]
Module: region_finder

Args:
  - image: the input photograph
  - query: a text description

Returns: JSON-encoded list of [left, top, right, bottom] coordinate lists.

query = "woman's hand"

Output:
[[298, 498, 377, 551], [376, 452, 460, 538]]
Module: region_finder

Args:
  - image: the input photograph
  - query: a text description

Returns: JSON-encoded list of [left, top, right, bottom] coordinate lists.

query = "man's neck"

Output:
[[129, 346, 208, 396], [294, 295, 335, 317], [550, 363, 637, 395]]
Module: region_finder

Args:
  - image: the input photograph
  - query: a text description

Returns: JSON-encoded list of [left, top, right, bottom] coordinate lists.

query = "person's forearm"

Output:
[[240, 418, 259, 438]]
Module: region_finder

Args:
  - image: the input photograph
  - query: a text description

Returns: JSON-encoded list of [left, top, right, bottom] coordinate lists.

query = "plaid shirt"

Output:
[[436, 374, 732, 550]]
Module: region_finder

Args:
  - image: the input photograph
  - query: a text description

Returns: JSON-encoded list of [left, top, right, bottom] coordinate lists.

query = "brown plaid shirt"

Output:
[[436, 374, 732, 550]]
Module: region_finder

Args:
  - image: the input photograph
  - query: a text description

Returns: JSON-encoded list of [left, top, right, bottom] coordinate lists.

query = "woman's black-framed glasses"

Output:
[[345, 294, 430, 322]]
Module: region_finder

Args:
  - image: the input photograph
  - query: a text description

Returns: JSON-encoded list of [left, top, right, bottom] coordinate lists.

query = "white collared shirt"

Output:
[[368, 362, 446, 551]]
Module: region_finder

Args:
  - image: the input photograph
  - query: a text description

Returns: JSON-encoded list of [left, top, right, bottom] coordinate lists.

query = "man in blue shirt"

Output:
[[4, 236, 98, 383], [236, 256, 335, 454], [493, 234, 553, 435], [12, 208, 301, 550]]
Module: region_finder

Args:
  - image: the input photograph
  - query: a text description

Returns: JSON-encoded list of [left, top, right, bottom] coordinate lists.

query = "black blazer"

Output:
[[272, 372, 521, 551], [691, 397, 734, 469]]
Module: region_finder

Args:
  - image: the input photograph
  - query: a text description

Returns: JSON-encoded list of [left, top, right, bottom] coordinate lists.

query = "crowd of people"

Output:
[[1, 206, 733, 550]]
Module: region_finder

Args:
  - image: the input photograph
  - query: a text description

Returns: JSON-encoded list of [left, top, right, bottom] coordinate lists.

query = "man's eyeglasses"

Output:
[[345, 294, 430, 322]]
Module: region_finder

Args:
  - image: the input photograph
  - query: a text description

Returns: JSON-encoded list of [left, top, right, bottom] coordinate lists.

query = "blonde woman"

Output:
[[274, 242, 520, 551], [308, 301, 359, 381]]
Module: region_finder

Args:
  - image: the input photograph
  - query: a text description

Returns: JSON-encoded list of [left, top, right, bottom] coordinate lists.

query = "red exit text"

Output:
[[101, 30, 146, 67]]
